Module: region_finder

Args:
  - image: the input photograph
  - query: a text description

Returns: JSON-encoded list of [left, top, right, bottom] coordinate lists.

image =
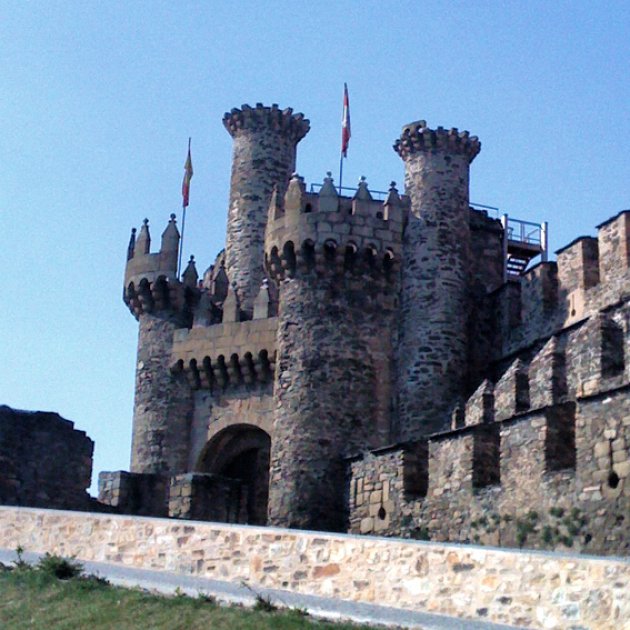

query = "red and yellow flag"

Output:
[[182, 139, 193, 208], [341, 83, 351, 158]]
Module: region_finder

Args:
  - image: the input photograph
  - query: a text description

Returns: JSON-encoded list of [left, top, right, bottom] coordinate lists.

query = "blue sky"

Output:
[[1, 1, 629, 493]]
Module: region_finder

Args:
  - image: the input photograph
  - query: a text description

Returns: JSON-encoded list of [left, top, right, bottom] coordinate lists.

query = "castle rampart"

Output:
[[101, 99, 629, 556]]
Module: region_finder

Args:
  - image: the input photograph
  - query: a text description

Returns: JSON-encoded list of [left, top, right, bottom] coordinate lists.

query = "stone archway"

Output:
[[197, 424, 271, 525]]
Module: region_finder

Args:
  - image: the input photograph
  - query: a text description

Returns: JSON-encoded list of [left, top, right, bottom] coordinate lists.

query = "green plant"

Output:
[[549, 506, 565, 518], [254, 594, 277, 613], [13, 545, 30, 570], [410, 525, 430, 541], [37, 553, 83, 580], [197, 592, 217, 605], [541, 525, 554, 544]]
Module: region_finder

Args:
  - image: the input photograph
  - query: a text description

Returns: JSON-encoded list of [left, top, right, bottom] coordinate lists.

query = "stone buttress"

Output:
[[223, 104, 310, 317], [123, 215, 199, 475], [394, 121, 481, 439], [264, 174, 404, 531]]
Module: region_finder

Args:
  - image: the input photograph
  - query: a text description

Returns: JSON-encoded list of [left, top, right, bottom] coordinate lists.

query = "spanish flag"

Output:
[[182, 138, 193, 208]]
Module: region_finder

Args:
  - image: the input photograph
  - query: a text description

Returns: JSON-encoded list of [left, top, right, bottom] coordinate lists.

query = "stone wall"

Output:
[[0, 406, 93, 511], [223, 104, 310, 316], [395, 122, 481, 439], [0, 506, 628, 630], [98, 471, 168, 517], [498, 210, 630, 358], [130, 312, 193, 475], [349, 387, 630, 556]]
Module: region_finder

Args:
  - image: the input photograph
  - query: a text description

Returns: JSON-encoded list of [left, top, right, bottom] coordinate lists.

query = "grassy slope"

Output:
[[0, 567, 377, 630]]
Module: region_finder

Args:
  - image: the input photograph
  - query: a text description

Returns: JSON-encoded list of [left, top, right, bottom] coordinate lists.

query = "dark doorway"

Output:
[[198, 425, 271, 525]]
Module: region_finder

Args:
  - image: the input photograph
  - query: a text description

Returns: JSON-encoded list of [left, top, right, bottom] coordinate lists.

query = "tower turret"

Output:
[[394, 121, 481, 439], [265, 173, 404, 531], [223, 103, 310, 318], [123, 214, 198, 475]]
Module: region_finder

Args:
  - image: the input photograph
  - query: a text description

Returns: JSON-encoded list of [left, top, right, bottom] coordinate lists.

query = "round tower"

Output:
[[265, 174, 403, 531], [123, 215, 199, 474], [223, 104, 310, 318], [394, 121, 481, 440]]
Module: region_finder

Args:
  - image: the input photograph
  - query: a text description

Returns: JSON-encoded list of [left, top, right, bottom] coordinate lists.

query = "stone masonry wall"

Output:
[[395, 122, 481, 439], [268, 276, 383, 532], [130, 312, 193, 475], [349, 391, 629, 556], [223, 105, 310, 316], [0, 406, 93, 510], [188, 385, 274, 471], [1, 507, 628, 630]]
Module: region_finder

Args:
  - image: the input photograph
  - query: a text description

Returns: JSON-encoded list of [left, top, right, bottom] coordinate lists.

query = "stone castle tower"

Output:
[[100, 102, 629, 555]]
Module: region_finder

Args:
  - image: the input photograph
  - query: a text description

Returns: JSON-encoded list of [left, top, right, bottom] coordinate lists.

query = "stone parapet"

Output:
[[499, 210, 630, 357], [123, 215, 199, 321], [171, 317, 277, 389], [223, 103, 310, 142], [264, 175, 404, 284], [394, 120, 481, 162], [349, 385, 630, 556], [0, 506, 628, 629]]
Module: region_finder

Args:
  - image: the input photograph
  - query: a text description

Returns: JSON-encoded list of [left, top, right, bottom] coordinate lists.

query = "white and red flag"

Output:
[[341, 83, 351, 158], [182, 138, 193, 208]]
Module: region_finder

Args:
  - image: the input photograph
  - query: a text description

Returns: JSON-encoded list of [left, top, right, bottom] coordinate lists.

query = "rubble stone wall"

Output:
[[0, 406, 93, 511], [0, 506, 628, 630]]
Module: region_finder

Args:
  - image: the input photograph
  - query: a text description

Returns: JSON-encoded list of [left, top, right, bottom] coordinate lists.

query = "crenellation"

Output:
[[464, 379, 495, 426], [597, 209, 630, 284], [106, 99, 629, 554], [528, 336, 567, 409], [494, 358, 530, 421]]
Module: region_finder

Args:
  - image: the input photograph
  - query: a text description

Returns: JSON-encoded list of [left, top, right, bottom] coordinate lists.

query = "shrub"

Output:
[[37, 554, 83, 580]]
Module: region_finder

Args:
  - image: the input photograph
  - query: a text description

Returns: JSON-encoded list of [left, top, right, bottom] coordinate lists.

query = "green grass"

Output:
[[0, 561, 377, 630]]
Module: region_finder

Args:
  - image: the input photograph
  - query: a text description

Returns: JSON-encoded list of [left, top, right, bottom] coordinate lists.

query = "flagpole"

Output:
[[339, 154, 344, 195], [178, 204, 187, 279], [178, 137, 191, 279]]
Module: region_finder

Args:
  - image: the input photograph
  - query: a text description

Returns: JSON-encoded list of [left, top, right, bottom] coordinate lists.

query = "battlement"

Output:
[[223, 103, 310, 141], [123, 215, 199, 319], [498, 209, 630, 356], [170, 318, 277, 389], [393, 120, 481, 162], [264, 173, 406, 282]]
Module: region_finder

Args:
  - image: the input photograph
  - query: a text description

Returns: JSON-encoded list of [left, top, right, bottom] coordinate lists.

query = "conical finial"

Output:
[[285, 172, 306, 213], [161, 212, 180, 251], [384, 181, 401, 205], [269, 183, 283, 220], [182, 254, 198, 288], [136, 218, 151, 254], [320, 171, 338, 197], [127, 227, 137, 261], [354, 176, 372, 201]]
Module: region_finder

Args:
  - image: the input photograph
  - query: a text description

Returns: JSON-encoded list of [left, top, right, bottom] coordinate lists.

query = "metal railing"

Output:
[[504, 217, 545, 248], [308, 182, 390, 201]]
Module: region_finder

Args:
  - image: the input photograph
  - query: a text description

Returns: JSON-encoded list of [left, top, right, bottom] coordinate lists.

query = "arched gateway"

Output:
[[196, 424, 271, 525]]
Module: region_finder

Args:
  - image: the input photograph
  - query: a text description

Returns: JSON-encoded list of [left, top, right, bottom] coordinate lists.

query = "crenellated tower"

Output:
[[264, 173, 405, 531], [394, 121, 481, 439], [124, 214, 199, 475], [223, 104, 310, 318]]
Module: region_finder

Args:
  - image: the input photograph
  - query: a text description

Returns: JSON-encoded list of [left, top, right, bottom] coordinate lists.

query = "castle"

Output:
[[98, 103, 629, 556]]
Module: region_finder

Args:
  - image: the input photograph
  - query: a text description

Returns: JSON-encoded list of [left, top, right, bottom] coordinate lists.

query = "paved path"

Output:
[[0, 548, 524, 629]]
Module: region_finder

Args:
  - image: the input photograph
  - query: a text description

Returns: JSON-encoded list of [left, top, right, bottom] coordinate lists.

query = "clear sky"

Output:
[[1, 1, 629, 494]]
